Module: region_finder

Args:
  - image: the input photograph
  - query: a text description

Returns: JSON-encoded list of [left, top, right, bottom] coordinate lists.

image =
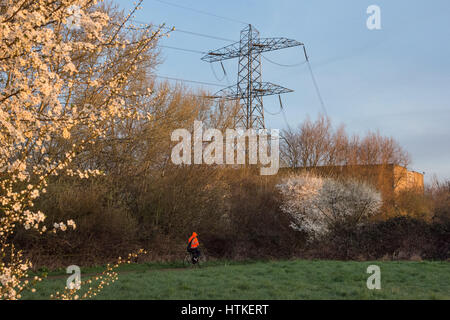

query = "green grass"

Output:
[[21, 259, 450, 300]]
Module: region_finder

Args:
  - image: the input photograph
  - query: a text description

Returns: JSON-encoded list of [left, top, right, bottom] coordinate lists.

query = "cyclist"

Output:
[[187, 232, 201, 264]]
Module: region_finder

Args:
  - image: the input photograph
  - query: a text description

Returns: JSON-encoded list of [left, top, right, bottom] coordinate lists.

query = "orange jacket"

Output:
[[188, 232, 199, 248]]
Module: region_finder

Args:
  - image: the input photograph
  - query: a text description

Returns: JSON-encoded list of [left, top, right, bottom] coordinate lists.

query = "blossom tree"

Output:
[[277, 174, 382, 239], [0, 0, 166, 299]]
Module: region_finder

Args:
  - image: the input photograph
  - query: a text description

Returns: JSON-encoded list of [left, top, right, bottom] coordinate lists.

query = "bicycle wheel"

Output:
[[183, 253, 193, 268], [197, 252, 207, 268]]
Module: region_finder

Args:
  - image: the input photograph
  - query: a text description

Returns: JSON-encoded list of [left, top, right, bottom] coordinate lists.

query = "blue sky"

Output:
[[115, 0, 450, 183]]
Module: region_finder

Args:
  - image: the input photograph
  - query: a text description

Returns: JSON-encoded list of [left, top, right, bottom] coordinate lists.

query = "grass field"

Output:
[[22, 259, 450, 300]]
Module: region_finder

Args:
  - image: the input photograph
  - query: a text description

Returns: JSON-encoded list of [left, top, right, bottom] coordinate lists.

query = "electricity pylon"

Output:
[[201, 24, 303, 129]]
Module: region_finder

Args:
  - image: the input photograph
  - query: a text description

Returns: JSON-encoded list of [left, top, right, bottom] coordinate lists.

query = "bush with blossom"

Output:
[[277, 174, 382, 239], [0, 0, 165, 299]]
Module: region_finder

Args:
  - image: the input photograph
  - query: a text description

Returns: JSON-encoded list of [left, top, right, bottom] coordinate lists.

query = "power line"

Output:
[[279, 96, 293, 131], [154, 75, 227, 87], [262, 54, 307, 67], [300, 46, 328, 116], [209, 63, 226, 82], [260, 95, 293, 130], [265, 47, 329, 128], [219, 61, 232, 86], [131, 19, 235, 42], [151, 0, 248, 25], [166, 27, 235, 42], [263, 106, 282, 116], [306, 61, 328, 116], [159, 45, 207, 55]]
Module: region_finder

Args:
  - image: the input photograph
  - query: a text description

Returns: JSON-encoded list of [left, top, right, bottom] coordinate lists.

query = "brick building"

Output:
[[281, 164, 424, 194]]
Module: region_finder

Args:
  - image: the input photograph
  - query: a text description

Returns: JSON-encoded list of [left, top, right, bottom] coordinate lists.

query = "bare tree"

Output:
[[281, 114, 332, 168], [281, 114, 410, 170]]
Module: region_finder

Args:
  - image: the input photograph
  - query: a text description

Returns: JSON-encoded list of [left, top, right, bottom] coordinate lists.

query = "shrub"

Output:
[[429, 179, 450, 224], [13, 176, 140, 267], [308, 217, 450, 260], [277, 174, 382, 239], [224, 172, 303, 259]]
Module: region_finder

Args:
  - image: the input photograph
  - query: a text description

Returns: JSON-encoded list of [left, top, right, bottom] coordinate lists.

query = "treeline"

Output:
[[13, 167, 449, 267], [281, 115, 410, 169]]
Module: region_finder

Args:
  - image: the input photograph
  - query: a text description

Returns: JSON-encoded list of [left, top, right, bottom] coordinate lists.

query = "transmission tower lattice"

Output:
[[201, 24, 303, 129]]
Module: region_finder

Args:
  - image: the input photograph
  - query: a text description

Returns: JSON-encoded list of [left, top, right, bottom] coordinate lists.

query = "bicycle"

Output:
[[183, 249, 207, 268]]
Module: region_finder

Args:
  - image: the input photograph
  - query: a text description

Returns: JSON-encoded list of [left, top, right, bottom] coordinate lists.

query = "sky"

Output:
[[115, 0, 450, 183]]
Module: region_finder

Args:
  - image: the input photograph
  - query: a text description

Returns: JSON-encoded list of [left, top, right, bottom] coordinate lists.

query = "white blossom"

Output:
[[277, 174, 382, 239]]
